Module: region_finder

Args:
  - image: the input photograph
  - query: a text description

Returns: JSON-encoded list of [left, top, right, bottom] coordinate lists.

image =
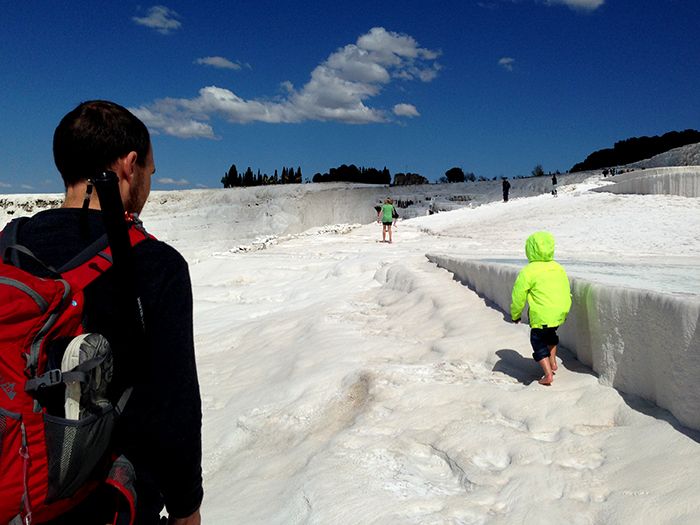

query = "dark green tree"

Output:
[[221, 164, 239, 187], [312, 164, 390, 184], [445, 167, 465, 183], [243, 167, 254, 186]]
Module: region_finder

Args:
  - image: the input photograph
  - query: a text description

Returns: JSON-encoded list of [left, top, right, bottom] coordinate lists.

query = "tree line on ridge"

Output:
[[221, 165, 302, 188], [220, 129, 700, 188], [570, 129, 700, 172]]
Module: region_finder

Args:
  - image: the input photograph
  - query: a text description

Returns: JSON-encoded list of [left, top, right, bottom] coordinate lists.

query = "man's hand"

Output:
[[168, 510, 201, 525]]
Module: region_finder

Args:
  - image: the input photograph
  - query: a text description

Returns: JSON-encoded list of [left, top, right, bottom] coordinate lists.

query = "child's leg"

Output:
[[388, 224, 393, 243], [546, 328, 560, 372], [549, 345, 558, 372], [531, 328, 554, 385], [382, 224, 387, 242]]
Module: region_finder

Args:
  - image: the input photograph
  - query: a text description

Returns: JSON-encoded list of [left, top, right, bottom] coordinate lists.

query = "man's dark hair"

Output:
[[53, 100, 150, 187]]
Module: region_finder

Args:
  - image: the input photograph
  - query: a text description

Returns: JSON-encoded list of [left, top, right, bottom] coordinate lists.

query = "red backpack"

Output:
[[0, 216, 150, 525]]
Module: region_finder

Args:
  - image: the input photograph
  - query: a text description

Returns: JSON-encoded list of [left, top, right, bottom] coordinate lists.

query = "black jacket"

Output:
[[15, 208, 203, 523]]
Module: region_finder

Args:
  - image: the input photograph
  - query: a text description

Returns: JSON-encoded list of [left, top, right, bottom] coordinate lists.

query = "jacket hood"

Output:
[[525, 231, 555, 262]]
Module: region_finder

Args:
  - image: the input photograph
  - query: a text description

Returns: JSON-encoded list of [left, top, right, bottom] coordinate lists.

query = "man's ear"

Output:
[[119, 151, 139, 183]]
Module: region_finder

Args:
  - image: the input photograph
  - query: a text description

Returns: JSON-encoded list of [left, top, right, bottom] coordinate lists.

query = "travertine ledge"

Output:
[[426, 254, 700, 431]]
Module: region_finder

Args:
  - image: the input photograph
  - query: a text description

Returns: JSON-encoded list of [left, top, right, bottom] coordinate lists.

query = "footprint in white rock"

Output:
[[470, 450, 512, 472], [529, 430, 562, 442], [570, 423, 614, 436], [556, 448, 605, 470]]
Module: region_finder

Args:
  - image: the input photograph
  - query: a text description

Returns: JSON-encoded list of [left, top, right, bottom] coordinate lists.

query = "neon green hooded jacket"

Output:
[[510, 231, 571, 328]]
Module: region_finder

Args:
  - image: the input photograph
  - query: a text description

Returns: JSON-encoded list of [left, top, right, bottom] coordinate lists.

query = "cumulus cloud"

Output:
[[133, 6, 182, 34], [195, 56, 242, 70], [393, 103, 420, 118], [131, 27, 440, 137], [498, 57, 515, 71], [130, 104, 215, 139], [157, 177, 190, 186]]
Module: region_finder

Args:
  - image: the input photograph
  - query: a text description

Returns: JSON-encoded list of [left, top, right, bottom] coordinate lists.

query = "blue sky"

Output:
[[1, 0, 698, 193]]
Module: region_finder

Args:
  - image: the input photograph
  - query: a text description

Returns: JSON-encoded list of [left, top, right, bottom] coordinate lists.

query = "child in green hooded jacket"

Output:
[[511, 231, 571, 385]]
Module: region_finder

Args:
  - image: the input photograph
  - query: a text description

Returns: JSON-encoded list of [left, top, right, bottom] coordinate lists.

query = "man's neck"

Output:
[[63, 181, 101, 210]]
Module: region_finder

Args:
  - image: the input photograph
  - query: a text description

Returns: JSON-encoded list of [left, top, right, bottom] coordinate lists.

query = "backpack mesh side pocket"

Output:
[[43, 408, 116, 503]]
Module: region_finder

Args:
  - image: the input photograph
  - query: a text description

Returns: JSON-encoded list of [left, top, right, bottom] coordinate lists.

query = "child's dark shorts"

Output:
[[530, 327, 559, 361]]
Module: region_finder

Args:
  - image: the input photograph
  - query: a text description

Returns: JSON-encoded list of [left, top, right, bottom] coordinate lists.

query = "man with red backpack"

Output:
[[0, 101, 202, 524]]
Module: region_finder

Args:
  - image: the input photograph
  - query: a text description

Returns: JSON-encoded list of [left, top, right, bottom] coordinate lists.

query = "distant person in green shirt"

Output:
[[377, 198, 398, 243], [511, 231, 571, 385]]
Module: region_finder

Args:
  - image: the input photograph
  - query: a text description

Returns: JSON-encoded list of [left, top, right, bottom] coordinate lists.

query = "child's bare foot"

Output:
[[537, 356, 554, 385]]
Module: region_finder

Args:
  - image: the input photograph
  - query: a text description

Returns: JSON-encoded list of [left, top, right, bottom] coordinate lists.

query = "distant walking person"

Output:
[[502, 178, 511, 202], [510, 231, 571, 385], [377, 198, 397, 243], [551, 173, 558, 197]]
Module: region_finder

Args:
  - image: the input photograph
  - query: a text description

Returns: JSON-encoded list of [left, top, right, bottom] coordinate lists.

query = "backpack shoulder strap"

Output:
[[56, 234, 110, 273], [60, 223, 154, 291]]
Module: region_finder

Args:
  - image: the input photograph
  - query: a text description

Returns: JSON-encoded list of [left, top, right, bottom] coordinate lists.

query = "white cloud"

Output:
[[0, 181, 11, 188], [393, 103, 420, 118], [130, 104, 215, 139], [479, 0, 604, 11], [157, 177, 190, 186], [546, 0, 604, 10], [133, 6, 182, 34], [498, 57, 515, 71], [195, 56, 242, 70], [131, 27, 440, 137]]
